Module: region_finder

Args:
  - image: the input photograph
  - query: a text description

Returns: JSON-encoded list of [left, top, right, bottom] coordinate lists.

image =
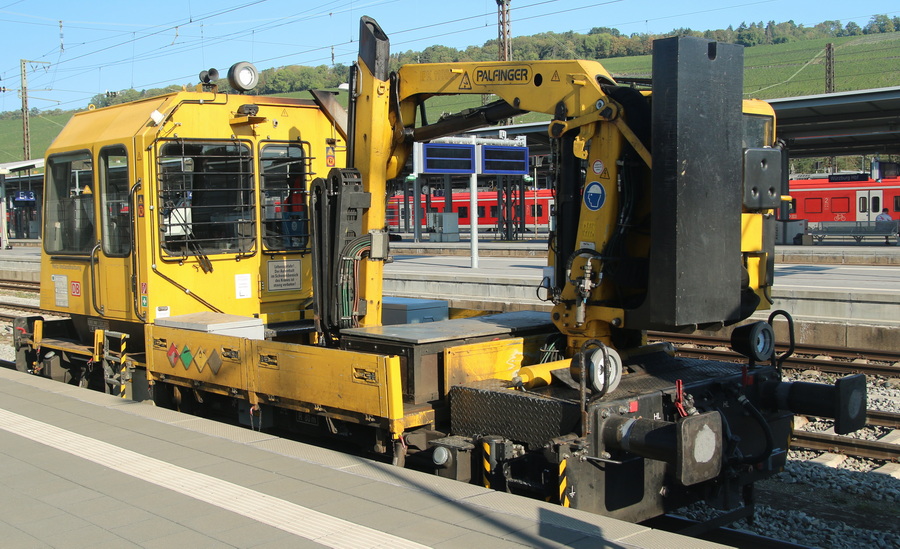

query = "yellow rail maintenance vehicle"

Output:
[[16, 17, 866, 525]]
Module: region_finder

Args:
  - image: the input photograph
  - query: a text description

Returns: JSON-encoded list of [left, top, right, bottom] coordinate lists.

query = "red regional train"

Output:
[[787, 173, 900, 222], [387, 173, 900, 232], [387, 189, 554, 232]]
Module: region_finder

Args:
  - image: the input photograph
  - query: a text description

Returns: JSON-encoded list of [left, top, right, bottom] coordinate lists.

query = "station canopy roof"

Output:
[[769, 86, 900, 158], [0, 159, 44, 174]]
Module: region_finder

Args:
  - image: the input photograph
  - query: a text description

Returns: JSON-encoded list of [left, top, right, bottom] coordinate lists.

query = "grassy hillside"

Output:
[[0, 111, 73, 164], [602, 32, 900, 99], [2, 31, 898, 163]]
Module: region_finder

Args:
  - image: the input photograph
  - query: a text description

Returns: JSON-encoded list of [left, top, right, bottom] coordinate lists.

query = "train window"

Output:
[[742, 114, 774, 149], [895, 196, 900, 212], [530, 204, 544, 217], [260, 143, 311, 253], [804, 198, 822, 214], [858, 196, 868, 213], [872, 196, 880, 213], [832, 197, 849, 213], [100, 146, 131, 257], [490, 206, 498, 219], [157, 140, 255, 257], [457, 206, 468, 220], [44, 150, 95, 254], [477, 206, 486, 218]]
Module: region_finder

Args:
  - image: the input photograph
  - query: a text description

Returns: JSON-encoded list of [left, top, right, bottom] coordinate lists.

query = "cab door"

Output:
[[95, 145, 133, 317]]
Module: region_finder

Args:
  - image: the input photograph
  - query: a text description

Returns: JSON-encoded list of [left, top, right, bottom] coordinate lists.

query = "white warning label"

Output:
[[52, 274, 68, 308], [267, 259, 302, 292]]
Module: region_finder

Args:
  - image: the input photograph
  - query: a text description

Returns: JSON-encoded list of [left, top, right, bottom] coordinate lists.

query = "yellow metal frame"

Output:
[[144, 324, 430, 435]]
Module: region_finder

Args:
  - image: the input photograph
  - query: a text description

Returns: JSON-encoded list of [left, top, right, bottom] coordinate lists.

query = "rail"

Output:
[[790, 430, 900, 461], [0, 280, 40, 293], [651, 331, 900, 378]]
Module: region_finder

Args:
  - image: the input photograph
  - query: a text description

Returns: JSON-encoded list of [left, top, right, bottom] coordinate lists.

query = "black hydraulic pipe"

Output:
[[554, 132, 581, 290], [734, 395, 775, 465], [412, 100, 524, 143], [346, 66, 357, 168]]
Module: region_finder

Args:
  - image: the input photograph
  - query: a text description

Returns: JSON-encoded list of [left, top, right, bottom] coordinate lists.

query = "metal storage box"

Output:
[[154, 312, 265, 340], [382, 297, 448, 325], [342, 311, 553, 403]]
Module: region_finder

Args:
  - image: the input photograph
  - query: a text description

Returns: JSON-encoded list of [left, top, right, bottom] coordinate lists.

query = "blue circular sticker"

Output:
[[584, 182, 606, 211]]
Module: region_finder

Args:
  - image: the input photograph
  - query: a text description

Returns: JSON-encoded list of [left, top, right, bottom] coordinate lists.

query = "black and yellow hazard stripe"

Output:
[[559, 457, 570, 507], [482, 440, 492, 489], [118, 334, 128, 399]]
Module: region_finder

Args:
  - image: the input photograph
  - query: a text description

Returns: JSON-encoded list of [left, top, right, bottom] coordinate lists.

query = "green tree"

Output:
[[420, 44, 460, 63], [589, 27, 621, 37], [736, 22, 765, 46], [88, 86, 182, 109], [581, 33, 613, 59], [267, 66, 299, 93], [844, 21, 862, 36], [816, 20, 843, 37], [864, 15, 895, 34]]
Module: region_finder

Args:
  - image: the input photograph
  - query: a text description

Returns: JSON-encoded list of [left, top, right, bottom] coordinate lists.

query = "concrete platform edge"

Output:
[[0, 367, 727, 549]]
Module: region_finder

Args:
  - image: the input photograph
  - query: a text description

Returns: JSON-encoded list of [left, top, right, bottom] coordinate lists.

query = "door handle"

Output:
[[89, 241, 105, 316]]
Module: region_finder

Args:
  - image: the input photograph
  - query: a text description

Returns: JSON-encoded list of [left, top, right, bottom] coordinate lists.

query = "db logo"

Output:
[[71, 281, 82, 297]]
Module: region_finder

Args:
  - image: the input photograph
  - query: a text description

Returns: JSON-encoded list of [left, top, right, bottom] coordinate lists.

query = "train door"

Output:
[[43, 151, 95, 318], [95, 145, 133, 316], [856, 189, 883, 222]]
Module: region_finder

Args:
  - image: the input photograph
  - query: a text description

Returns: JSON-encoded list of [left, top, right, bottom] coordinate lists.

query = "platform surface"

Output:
[[0, 367, 723, 548]]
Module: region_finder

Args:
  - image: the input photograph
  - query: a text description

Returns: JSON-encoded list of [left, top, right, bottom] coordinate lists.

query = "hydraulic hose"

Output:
[[735, 394, 775, 465]]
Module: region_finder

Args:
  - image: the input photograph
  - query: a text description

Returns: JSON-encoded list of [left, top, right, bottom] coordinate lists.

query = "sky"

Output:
[[0, 0, 897, 113]]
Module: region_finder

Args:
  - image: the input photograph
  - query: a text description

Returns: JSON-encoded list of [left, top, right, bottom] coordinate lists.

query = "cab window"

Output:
[[100, 146, 131, 256], [742, 114, 775, 149], [44, 150, 95, 254], [157, 140, 255, 257], [260, 143, 310, 252]]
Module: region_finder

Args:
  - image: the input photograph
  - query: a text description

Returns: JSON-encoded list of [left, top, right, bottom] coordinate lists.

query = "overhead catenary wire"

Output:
[[4, 1, 900, 111]]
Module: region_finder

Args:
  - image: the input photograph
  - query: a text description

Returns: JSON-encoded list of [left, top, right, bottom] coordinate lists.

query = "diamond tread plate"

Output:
[[451, 381, 580, 448]]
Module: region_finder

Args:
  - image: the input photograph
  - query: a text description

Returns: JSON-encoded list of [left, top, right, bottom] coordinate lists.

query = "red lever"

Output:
[[674, 379, 688, 418]]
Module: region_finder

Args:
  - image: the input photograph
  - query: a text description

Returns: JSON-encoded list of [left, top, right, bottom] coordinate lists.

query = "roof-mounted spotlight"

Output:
[[199, 68, 219, 84], [228, 62, 259, 93]]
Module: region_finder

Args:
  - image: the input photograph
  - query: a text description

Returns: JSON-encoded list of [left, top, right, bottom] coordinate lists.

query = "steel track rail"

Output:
[[650, 331, 900, 365], [790, 430, 900, 461], [0, 280, 40, 293], [0, 300, 45, 322], [867, 410, 900, 429], [659, 337, 900, 377]]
